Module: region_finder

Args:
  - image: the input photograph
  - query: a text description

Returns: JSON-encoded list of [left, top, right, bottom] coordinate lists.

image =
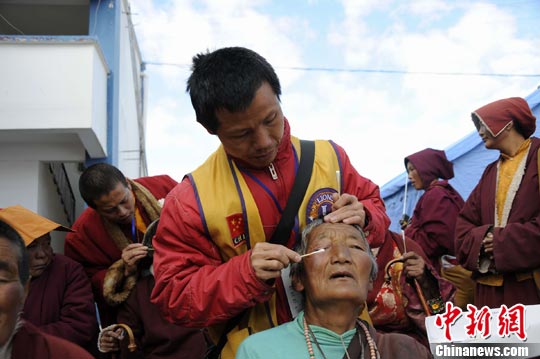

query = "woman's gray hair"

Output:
[[289, 218, 378, 283]]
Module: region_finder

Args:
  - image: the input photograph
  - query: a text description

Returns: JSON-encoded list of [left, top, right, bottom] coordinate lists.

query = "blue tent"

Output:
[[381, 86, 540, 232]]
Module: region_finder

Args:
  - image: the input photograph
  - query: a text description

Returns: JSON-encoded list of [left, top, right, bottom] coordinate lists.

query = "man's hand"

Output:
[[399, 214, 410, 230], [402, 251, 439, 298], [324, 193, 367, 227], [402, 252, 426, 281], [251, 242, 301, 282], [99, 327, 124, 353], [122, 243, 148, 276], [482, 232, 494, 258]]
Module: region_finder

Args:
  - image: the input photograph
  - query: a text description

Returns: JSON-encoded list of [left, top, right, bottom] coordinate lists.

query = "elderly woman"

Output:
[[0, 220, 93, 358], [0, 205, 97, 352], [236, 219, 431, 358]]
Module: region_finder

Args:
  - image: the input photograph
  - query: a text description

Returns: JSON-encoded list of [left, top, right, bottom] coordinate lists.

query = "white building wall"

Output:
[[0, 138, 85, 162], [0, 41, 109, 158], [117, 0, 143, 178], [0, 160, 67, 253], [0, 160, 40, 209], [0, 43, 91, 129]]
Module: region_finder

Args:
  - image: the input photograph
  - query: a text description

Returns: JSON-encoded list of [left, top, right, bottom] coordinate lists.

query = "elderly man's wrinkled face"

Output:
[[94, 182, 136, 225], [295, 223, 373, 307], [27, 235, 54, 279], [0, 236, 26, 346]]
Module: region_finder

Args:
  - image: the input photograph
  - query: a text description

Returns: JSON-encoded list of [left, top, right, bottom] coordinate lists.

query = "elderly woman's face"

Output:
[[27, 235, 54, 278], [296, 222, 373, 307], [0, 236, 26, 346]]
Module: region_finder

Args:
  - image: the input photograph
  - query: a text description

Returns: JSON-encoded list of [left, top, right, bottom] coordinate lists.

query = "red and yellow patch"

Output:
[[226, 213, 246, 247]]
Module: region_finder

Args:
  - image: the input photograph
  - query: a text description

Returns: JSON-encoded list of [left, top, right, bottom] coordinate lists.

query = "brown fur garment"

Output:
[[103, 259, 138, 306]]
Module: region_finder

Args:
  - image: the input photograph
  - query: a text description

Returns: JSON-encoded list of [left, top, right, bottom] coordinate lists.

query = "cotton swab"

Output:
[[300, 248, 326, 259]]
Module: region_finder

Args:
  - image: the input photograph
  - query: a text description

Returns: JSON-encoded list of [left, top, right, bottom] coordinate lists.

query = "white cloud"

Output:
[[131, 0, 308, 181], [322, 0, 540, 183], [404, 0, 453, 17]]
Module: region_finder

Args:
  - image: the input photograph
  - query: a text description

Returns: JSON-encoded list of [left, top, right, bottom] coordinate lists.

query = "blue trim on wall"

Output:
[[86, 0, 121, 168]]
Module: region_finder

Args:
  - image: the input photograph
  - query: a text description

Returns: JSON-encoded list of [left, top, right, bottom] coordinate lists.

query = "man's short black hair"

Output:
[[79, 163, 128, 208], [186, 46, 282, 134], [0, 220, 30, 285]]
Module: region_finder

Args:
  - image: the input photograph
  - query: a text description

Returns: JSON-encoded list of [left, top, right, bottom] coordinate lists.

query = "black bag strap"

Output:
[[206, 312, 245, 359], [207, 140, 315, 359], [270, 139, 315, 244]]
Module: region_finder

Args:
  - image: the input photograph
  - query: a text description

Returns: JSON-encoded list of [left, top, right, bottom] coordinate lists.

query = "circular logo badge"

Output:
[[306, 187, 338, 223]]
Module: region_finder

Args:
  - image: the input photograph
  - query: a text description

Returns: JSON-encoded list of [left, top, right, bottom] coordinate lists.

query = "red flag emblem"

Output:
[[226, 213, 246, 247]]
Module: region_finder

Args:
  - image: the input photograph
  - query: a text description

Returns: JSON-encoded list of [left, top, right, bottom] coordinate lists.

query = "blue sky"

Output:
[[130, 0, 540, 186]]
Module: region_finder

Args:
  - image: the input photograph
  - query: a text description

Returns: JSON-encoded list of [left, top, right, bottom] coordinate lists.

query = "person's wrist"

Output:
[[123, 263, 136, 276]]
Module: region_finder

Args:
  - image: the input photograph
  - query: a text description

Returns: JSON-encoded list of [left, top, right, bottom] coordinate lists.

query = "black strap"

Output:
[[270, 140, 315, 245], [207, 140, 315, 359], [206, 314, 245, 359]]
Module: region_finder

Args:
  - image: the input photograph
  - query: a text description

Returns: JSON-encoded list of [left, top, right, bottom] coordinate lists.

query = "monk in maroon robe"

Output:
[[64, 163, 177, 326], [0, 220, 93, 359], [97, 274, 208, 359], [456, 97, 540, 308], [403, 148, 465, 273], [12, 321, 94, 359], [0, 205, 97, 352], [367, 230, 454, 348], [23, 254, 97, 348], [403, 148, 473, 309], [98, 220, 207, 358]]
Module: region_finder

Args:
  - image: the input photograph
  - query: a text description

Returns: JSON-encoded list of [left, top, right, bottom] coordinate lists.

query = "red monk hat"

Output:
[[0, 205, 72, 246], [472, 97, 536, 139], [404, 148, 454, 190]]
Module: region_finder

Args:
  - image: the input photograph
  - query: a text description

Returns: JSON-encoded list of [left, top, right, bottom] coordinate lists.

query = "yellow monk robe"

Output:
[[477, 139, 531, 287]]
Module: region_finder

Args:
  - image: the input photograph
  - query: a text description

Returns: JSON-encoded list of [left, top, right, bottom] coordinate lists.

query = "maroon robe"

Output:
[[12, 321, 93, 359], [405, 149, 464, 273], [22, 254, 97, 349], [64, 175, 177, 326], [338, 319, 433, 359], [116, 274, 207, 359], [456, 137, 540, 307], [368, 231, 454, 347], [375, 332, 432, 359], [404, 181, 464, 272]]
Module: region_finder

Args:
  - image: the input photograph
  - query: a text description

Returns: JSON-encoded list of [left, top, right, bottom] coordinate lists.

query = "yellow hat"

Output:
[[0, 205, 73, 246]]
